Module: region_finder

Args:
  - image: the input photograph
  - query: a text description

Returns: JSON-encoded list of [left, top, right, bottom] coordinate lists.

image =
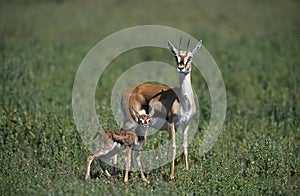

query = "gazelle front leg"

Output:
[[169, 122, 176, 180], [182, 123, 190, 171]]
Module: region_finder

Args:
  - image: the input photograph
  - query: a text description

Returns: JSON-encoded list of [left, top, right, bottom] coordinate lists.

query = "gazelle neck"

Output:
[[179, 71, 194, 112], [179, 71, 193, 96]]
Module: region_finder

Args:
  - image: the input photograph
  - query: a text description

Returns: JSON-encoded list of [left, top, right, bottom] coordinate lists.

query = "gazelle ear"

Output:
[[191, 40, 202, 56], [167, 41, 178, 56]]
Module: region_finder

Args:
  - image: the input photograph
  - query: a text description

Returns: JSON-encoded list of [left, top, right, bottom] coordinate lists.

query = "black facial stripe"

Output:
[[185, 60, 190, 65], [185, 56, 192, 65]]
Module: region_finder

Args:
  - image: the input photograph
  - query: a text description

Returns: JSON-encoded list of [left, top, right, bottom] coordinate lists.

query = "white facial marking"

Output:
[[183, 57, 188, 65], [139, 109, 146, 115]]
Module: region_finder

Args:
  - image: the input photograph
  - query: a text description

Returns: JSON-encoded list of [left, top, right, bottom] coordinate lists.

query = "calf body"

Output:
[[85, 130, 149, 183]]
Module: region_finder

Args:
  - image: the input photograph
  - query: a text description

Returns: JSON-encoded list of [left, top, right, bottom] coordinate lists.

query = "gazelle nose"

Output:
[[178, 67, 184, 72]]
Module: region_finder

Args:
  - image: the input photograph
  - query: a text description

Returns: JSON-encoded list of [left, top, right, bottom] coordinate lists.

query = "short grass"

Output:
[[0, 0, 299, 195]]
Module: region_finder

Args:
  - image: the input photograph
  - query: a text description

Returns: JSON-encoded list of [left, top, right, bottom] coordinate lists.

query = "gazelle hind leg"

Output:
[[182, 124, 190, 170]]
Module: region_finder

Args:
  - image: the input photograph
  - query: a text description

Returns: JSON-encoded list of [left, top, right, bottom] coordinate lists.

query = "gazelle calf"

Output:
[[121, 38, 202, 179], [85, 129, 149, 183]]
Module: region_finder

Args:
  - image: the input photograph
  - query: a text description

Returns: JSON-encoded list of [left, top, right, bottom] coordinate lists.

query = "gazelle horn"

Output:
[[179, 36, 182, 51]]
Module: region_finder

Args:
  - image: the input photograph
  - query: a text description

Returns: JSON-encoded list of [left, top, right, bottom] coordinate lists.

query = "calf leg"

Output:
[[124, 147, 131, 183], [85, 153, 95, 180], [111, 154, 118, 176], [135, 151, 149, 183], [85, 149, 113, 180], [99, 159, 111, 177]]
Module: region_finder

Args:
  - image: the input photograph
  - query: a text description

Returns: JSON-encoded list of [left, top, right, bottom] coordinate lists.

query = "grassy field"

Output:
[[0, 0, 299, 195]]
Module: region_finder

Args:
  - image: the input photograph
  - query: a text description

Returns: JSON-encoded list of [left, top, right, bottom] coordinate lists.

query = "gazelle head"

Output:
[[130, 107, 152, 128], [168, 37, 202, 74]]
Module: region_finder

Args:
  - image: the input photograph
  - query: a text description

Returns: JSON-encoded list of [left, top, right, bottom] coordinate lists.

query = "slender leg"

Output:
[[111, 154, 118, 175], [86, 150, 113, 180], [169, 123, 176, 180], [135, 151, 150, 183], [85, 154, 95, 180], [182, 124, 190, 171], [124, 147, 131, 183], [130, 150, 136, 171], [99, 159, 111, 177]]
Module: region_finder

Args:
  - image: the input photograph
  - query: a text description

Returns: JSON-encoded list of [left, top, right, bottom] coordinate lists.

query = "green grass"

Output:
[[0, 0, 299, 195]]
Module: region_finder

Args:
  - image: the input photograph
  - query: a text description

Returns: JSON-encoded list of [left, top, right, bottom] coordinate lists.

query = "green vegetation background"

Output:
[[0, 0, 299, 195]]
